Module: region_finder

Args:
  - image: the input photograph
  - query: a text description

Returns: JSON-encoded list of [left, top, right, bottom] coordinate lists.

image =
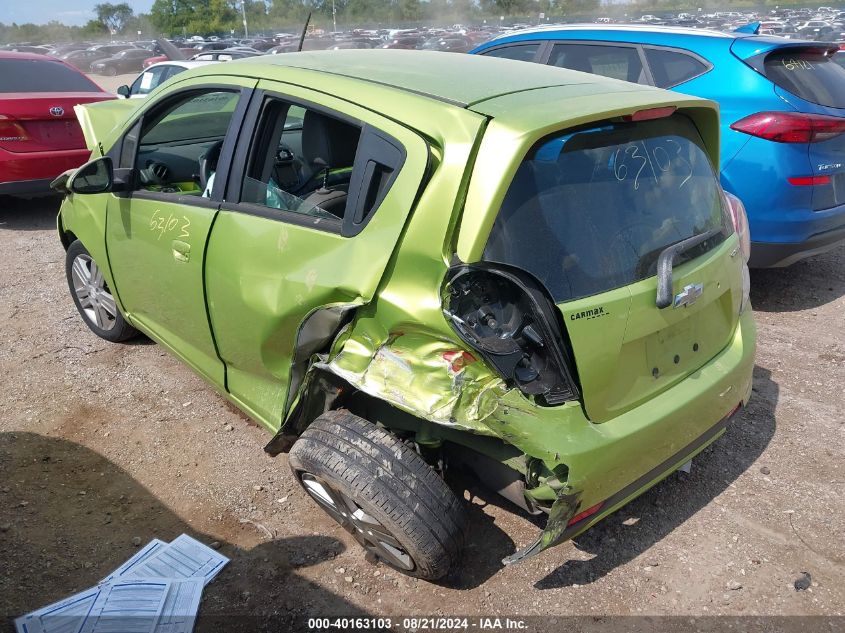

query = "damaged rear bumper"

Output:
[[503, 407, 737, 565]]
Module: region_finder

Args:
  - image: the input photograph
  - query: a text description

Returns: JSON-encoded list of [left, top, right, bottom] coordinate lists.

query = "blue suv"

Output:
[[471, 25, 845, 267]]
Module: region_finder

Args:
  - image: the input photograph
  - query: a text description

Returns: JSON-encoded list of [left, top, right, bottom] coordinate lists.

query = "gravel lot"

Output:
[[1, 97, 844, 628]]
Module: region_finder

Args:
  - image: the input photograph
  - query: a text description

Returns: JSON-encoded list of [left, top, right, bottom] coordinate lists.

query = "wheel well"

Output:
[[264, 367, 542, 513], [59, 225, 77, 251]]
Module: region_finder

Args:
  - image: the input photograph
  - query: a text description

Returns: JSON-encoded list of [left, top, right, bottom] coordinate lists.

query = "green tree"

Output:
[[95, 2, 135, 32]]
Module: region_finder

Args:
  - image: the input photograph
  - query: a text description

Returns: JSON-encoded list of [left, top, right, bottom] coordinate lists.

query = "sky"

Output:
[[2, 0, 155, 26]]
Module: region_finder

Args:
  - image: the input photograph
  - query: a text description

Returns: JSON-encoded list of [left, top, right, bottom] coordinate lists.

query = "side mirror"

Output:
[[117, 85, 130, 98], [68, 156, 114, 194]]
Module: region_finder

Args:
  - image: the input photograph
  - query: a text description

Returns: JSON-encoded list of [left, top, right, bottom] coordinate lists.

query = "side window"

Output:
[[240, 98, 362, 222], [238, 95, 404, 234], [549, 43, 647, 84], [133, 89, 240, 196], [644, 48, 709, 88], [130, 66, 167, 96], [482, 43, 541, 62]]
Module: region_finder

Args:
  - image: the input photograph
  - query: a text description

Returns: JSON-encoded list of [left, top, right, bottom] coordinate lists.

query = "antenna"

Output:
[[298, 12, 312, 52]]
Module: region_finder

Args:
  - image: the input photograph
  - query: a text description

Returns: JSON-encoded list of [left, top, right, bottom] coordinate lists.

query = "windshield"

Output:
[[0, 59, 101, 93], [484, 115, 730, 302], [764, 48, 845, 108]]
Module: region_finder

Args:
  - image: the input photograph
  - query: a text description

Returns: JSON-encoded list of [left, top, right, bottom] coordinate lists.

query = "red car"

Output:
[[0, 52, 114, 196], [142, 48, 198, 68]]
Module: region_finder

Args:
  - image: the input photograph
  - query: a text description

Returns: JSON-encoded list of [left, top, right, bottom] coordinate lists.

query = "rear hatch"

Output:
[[733, 40, 845, 210], [0, 57, 113, 154], [484, 113, 742, 422]]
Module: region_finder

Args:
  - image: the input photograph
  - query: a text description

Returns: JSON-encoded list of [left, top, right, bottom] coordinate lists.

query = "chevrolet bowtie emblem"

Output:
[[673, 283, 703, 308]]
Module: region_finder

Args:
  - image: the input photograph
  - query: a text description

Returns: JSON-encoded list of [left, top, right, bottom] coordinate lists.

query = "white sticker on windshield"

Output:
[[140, 71, 155, 91]]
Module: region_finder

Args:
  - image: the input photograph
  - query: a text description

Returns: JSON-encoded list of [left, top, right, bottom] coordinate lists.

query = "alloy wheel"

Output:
[[71, 253, 118, 331], [299, 472, 416, 572]]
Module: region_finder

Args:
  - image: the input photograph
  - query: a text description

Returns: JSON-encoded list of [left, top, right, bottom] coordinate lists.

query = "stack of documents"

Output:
[[15, 534, 229, 633]]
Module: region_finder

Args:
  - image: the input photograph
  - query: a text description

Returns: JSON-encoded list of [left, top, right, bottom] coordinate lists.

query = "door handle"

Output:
[[171, 240, 191, 263]]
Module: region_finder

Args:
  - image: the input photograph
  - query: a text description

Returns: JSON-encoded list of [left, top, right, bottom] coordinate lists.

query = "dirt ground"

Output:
[[1, 190, 843, 631]]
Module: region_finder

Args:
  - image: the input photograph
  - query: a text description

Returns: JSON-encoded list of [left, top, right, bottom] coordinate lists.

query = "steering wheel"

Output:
[[198, 140, 224, 193]]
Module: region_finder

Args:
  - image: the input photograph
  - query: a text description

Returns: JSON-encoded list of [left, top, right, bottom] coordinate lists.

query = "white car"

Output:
[[117, 60, 214, 99]]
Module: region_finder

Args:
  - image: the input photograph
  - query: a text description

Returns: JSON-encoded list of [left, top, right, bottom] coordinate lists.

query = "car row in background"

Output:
[[0, 52, 113, 196], [472, 24, 845, 268]]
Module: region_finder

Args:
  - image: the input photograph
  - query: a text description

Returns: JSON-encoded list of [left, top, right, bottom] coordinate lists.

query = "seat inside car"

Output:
[[294, 110, 361, 217]]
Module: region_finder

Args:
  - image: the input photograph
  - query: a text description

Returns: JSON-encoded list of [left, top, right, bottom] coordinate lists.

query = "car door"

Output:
[[106, 77, 256, 385], [204, 80, 430, 429]]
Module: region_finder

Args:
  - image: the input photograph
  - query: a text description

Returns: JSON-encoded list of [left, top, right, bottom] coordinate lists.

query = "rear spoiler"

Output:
[[74, 99, 142, 154], [730, 37, 839, 73], [734, 21, 761, 35]]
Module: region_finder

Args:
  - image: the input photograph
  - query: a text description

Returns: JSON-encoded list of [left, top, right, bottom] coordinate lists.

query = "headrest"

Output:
[[301, 110, 360, 168]]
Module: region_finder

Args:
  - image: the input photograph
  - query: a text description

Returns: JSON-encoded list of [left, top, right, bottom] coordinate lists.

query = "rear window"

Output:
[[763, 48, 845, 108], [0, 59, 101, 93], [484, 115, 730, 302]]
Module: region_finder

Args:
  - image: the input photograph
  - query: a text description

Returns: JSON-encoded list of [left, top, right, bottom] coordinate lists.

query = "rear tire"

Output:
[[289, 410, 467, 580], [66, 240, 137, 343]]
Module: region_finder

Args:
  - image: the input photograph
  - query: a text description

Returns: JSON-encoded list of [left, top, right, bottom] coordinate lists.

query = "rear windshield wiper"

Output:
[[655, 228, 722, 309]]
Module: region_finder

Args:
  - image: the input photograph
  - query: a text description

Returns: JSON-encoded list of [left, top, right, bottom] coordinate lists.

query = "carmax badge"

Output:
[[673, 283, 703, 308]]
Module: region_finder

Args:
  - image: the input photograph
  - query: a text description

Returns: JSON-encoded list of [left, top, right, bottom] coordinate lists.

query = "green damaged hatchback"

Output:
[[54, 50, 756, 580]]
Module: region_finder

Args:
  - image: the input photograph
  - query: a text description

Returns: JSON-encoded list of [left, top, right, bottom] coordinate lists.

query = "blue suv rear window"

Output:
[[484, 115, 729, 303], [764, 48, 845, 109]]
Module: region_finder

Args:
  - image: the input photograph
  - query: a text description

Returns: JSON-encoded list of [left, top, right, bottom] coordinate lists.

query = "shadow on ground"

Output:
[[0, 196, 62, 231], [529, 365, 778, 589], [750, 245, 845, 313], [0, 432, 367, 632]]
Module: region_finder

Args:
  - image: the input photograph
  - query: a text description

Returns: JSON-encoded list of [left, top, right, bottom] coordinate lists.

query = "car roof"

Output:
[[146, 60, 215, 70], [202, 49, 621, 108], [492, 23, 737, 40]]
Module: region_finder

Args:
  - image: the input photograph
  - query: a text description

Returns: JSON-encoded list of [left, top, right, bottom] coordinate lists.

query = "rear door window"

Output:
[[0, 59, 101, 93], [484, 115, 729, 302], [482, 43, 541, 62], [548, 43, 647, 84], [763, 48, 845, 108], [644, 48, 710, 88]]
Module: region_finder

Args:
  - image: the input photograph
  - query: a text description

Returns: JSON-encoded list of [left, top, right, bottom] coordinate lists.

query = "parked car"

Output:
[[0, 52, 114, 196], [90, 48, 153, 76], [472, 25, 845, 267], [58, 49, 111, 72], [189, 49, 261, 61], [118, 61, 214, 98], [87, 43, 136, 56], [421, 36, 473, 52], [142, 48, 200, 69], [53, 50, 754, 579]]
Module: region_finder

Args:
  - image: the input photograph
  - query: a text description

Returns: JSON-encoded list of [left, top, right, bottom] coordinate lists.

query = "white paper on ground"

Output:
[[101, 539, 168, 585], [14, 585, 100, 633], [79, 578, 171, 633], [154, 577, 204, 633], [125, 534, 229, 586]]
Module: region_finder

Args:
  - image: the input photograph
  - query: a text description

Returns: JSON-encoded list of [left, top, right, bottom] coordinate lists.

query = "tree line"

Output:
[[0, 0, 822, 43]]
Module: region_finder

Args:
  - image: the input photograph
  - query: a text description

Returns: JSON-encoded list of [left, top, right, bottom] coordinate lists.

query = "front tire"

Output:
[[65, 240, 137, 343], [105, 66, 117, 77], [289, 410, 467, 580]]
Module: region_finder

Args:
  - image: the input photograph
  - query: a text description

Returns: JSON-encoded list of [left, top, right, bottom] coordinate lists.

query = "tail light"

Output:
[[0, 115, 29, 149], [723, 190, 751, 314], [730, 111, 845, 144], [442, 263, 580, 406]]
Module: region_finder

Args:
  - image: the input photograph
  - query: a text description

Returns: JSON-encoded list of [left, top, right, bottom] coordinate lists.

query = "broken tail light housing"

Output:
[[722, 190, 751, 314], [723, 190, 751, 264], [441, 263, 580, 406], [730, 111, 845, 144]]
